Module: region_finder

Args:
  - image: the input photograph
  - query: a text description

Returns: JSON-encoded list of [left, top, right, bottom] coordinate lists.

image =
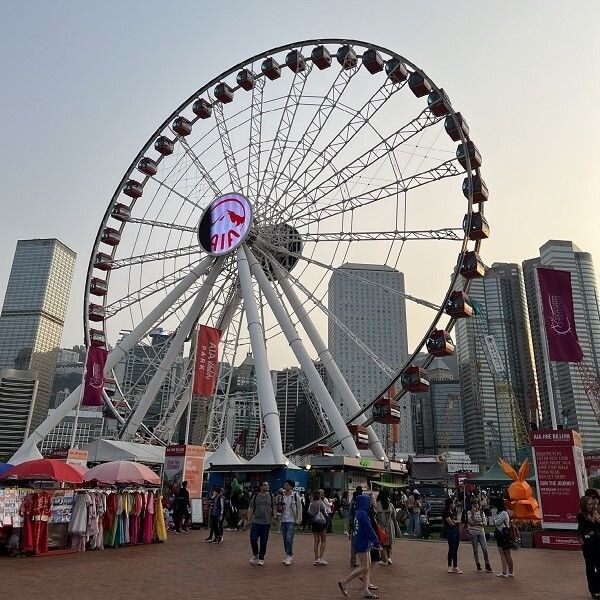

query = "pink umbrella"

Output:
[[84, 460, 161, 485]]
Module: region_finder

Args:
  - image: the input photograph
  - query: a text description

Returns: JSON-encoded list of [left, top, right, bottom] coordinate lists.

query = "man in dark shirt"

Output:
[[173, 481, 191, 534]]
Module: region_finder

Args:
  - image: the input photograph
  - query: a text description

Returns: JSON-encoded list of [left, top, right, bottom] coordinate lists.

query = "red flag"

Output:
[[193, 326, 222, 396], [537, 268, 583, 363], [82, 346, 108, 406]]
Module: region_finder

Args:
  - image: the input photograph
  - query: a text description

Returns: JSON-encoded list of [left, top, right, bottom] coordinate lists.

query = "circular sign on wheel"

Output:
[[198, 193, 253, 256]]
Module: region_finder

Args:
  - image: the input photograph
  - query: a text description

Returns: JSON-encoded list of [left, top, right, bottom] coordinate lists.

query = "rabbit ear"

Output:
[[498, 458, 518, 481], [517, 459, 530, 481]]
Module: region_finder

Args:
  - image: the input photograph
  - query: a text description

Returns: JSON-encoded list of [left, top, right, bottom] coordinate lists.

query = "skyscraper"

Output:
[[328, 263, 410, 452], [455, 263, 538, 467], [0, 239, 76, 432], [523, 241, 600, 450]]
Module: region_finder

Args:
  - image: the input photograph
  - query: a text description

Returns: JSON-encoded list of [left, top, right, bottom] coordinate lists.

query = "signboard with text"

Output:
[[164, 445, 206, 499], [531, 429, 588, 530]]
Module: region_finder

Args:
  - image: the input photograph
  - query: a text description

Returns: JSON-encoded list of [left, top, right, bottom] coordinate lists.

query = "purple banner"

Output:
[[82, 346, 108, 406], [537, 268, 583, 363]]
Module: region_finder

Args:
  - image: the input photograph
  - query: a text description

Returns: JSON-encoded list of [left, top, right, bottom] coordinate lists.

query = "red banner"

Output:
[[82, 346, 108, 406], [537, 268, 583, 362], [193, 326, 221, 396], [531, 429, 588, 530]]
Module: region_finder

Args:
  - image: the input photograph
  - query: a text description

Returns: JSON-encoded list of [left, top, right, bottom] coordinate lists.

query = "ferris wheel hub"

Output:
[[253, 222, 303, 280]]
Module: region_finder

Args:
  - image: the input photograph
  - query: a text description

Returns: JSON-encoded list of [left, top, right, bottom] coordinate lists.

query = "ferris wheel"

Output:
[[21, 39, 488, 463]]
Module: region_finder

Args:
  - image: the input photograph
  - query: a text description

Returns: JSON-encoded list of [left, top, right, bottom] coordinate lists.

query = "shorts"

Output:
[[311, 522, 326, 533], [495, 529, 511, 550]]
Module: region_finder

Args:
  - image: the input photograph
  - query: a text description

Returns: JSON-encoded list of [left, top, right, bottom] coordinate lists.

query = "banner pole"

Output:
[[535, 268, 558, 429], [70, 346, 90, 448]]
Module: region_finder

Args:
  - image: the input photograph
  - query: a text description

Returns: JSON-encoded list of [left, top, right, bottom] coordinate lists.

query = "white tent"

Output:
[[205, 438, 245, 468], [84, 439, 165, 465], [247, 440, 299, 469]]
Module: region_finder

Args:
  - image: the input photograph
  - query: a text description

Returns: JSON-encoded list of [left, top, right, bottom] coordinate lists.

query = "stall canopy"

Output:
[[205, 438, 246, 468], [84, 439, 165, 465], [465, 462, 536, 485]]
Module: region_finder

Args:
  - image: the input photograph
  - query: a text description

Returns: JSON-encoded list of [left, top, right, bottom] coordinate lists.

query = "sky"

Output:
[[1, 0, 599, 366]]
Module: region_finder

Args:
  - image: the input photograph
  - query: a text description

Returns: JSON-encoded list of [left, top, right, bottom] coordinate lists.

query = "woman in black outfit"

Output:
[[443, 497, 462, 574], [578, 495, 600, 599]]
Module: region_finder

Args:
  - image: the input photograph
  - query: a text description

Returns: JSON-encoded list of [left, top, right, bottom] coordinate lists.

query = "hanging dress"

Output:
[[69, 492, 91, 551], [143, 491, 155, 544], [19, 493, 35, 553], [104, 492, 118, 547], [112, 492, 123, 547], [154, 495, 167, 542], [129, 492, 141, 544]]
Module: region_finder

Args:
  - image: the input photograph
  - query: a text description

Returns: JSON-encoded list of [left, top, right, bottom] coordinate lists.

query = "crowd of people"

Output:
[[169, 479, 600, 599]]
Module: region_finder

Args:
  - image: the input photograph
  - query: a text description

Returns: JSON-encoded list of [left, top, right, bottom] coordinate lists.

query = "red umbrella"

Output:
[[0, 459, 84, 484], [84, 461, 161, 485]]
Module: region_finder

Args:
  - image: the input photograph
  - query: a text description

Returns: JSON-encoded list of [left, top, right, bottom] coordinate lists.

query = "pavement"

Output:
[[1, 529, 590, 600]]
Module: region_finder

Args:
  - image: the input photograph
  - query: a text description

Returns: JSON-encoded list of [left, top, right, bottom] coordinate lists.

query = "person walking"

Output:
[[237, 489, 250, 532], [209, 487, 225, 543], [173, 481, 191, 534], [443, 497, 462, 574], [279, 479, 303, 566], [467, 497, 492, 573], [578, 495, 600, 599], [309, 490, 329, 566], [492, 497, 514, 578], [348, 487, 363, 568], [338, 494, 382, 599], [205, 488, 218, 542], [374, 489, 398, 566], [249, 481, 276, 566]]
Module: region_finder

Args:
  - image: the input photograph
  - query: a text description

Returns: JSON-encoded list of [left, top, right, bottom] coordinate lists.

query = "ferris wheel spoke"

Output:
[[120, 256, 226, 440], [254, 62, 313, 216], [212, 99, 243, 192], [110, 245, 201, 270], [246, 75, 265, 202], [300, 228, 462, 243], [150, 175, 202, 210], [269, 78, 403, 224], [128, 217, 197, 234], [284, 108, 441, 221], [294, 158, 463, 228], [259, 63, 359, 219], [177, 135, 223, 197], [105, 260, 203, 318]]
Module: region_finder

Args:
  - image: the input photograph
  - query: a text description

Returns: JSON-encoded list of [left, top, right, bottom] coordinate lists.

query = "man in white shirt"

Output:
[[279, 479, 302, 565]]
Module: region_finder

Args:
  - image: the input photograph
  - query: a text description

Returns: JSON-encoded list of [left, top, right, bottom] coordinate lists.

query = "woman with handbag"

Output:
[[492, 497, 514, 578], [308, 490, 328, 566], [375, 489, 398, 566], [338, 494, 382, 599]]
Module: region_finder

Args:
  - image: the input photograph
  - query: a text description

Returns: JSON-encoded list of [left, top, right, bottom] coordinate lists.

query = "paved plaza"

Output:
[[2, 530, 589, 599]]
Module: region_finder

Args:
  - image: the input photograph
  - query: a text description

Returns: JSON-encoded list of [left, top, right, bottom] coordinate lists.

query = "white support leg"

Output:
[[236, 245, 286, 465], [105, 255, 215, 375], [272, 259, 388, 460], [246, 246, 360, 457], [121, 257, 225, 440]]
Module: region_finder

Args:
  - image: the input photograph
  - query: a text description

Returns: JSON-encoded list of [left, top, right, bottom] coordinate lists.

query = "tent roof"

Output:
[[83, 439, 165, 465], [466, 462, 536, 485], [205, 438, 245, 467]]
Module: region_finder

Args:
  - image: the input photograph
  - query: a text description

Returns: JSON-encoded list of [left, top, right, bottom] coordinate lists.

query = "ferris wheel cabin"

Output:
[[93, 252, 113, 271], [373, 396, 401, 424], [426, 329, 455, 357], [88, 303, 105, 323], [408, 72, 432, 97], [457, 141, 482, 170], [460, 251, 486, 279], [445, 290, 474, 318], [401, 366, 429, 393], [463, 212, 490, 241], [348, 424, 370, 450], [445, 112, 470, 142]]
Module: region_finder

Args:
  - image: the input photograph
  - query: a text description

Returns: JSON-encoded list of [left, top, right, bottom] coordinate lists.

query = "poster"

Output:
[[50, 491, 75, 524], [531, 429, 588, 530], [82, 346, 108, 406], [164, 445, 206, 499]]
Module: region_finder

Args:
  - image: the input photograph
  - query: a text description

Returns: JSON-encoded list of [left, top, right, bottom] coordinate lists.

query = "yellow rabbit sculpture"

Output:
[[498, 457, 542, 521]]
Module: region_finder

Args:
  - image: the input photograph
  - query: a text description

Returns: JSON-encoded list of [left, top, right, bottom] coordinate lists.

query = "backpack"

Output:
[[509, 522, 521, 545], [312, 502, 326, 524]]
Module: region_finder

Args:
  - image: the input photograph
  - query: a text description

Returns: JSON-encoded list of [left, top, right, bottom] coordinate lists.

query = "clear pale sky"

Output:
[[1, 0, 599, 359]]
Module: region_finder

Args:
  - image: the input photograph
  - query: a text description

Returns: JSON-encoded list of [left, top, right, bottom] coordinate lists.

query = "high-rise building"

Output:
[[523, 241, 600, 450], [0, 239, 76, 432], [272, 367, 306, 453], [328, 263, 410, 453], [0, 368, 38, 460], [415, 358, 464, 455], [40, 408, 104, 454], [455, 263, 538, 467]]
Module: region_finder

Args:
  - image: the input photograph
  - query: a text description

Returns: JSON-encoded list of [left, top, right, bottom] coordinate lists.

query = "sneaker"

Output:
[[318, 558, 329, 565], [485, 565, 493, 573], [497, 572, 509, 578], [476, 563, 482, 572], [250, 557, 259, 565], [257, 559, 265, 566], [204, 537, 213, 542], [314, 559, 320, 566], [508, 573, 515, 577], [453, 568, 463, 574], [387, 558, 393, 565], [283, 556, 293, 566], [447, 567, 453, 573]]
